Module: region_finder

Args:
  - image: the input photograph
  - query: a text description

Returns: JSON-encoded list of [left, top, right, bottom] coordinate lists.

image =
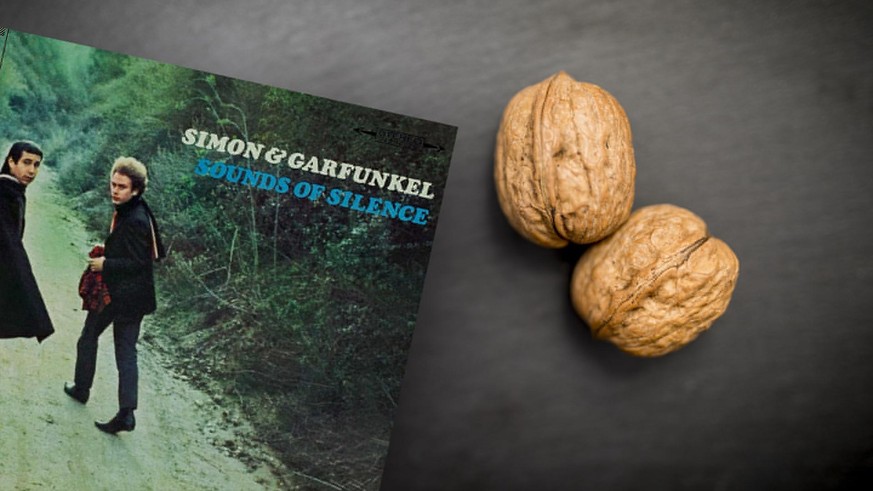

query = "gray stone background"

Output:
[[2, 1, 872, 490]]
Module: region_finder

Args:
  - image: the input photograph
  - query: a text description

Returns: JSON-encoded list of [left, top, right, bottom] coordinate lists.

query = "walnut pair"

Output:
[[494, 72, 739, 357]]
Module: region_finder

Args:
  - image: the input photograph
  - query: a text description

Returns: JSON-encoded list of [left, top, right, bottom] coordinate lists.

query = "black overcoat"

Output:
[[0, 175, 55, 342], [102, 195, 157, 316]]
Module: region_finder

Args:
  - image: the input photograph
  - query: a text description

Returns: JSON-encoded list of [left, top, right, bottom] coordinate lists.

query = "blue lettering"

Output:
[[293, 182, 312, 198], [326, 188, 343, 205], [366, 197, 383, 214], [399, 205, 415, 221], [350, 193, 367, 211], [380, 200, 400, 219], [258, 173, 277, 191], [308, 184, 326, 201], [412, 207, 429, 225], [340, 190, 354, 208], [209, 162, 228, 179], [275, 177, 291, 194], [225, 165, 243, 183], [195, 158, 211, 176], [241, 168, 260, 186]]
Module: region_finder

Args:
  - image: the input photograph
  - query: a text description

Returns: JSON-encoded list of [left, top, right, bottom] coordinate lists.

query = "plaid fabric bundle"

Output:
[[78, 245, 111, 312]]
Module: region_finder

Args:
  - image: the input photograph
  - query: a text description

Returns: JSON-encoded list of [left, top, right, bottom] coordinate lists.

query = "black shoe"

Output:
[[63, 382, 89, 404], [95, 410, 136, 434]]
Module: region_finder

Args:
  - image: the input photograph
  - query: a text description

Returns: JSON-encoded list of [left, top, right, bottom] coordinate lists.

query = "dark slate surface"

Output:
[[3, 1, 872, 489]]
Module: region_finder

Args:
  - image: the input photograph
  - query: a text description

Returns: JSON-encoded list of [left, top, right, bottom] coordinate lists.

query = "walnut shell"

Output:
[[494, 71, 636, 248], [570, 204, 739, 357]]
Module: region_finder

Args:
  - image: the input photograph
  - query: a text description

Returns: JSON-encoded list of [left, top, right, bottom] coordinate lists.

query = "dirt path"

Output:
[[0, 168, 290, 490]]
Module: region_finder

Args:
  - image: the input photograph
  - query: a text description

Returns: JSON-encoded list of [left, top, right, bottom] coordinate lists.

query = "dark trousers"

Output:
[[74, 305, 143, 410]]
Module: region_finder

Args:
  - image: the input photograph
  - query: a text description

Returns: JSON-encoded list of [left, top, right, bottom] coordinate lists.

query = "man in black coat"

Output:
[[64, 156, 164, 434], [0, 141, 54, 342]]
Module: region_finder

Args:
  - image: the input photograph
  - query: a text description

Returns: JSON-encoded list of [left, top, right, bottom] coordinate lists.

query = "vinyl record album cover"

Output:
[[0, 27, 455, 490]]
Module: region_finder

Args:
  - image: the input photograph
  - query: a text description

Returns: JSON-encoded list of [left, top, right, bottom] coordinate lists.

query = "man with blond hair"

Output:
[[65, 156, 165, 434]]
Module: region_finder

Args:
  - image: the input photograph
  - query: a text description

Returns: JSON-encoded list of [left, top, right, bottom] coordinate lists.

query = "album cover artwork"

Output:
[[0, 27, 455, 490]]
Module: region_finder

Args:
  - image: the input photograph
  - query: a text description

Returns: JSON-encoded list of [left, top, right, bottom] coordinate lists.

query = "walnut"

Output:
[[570, 204, 739, 357], [494, 71, 636, 247]]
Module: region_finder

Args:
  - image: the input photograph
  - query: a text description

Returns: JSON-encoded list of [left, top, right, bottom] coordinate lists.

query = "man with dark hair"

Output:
[[0, 141, 54, 342], [64, 156, 165, 434]]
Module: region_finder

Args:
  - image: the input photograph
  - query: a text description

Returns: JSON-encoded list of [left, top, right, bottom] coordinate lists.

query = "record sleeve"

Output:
[[0, 27, 455, 490]]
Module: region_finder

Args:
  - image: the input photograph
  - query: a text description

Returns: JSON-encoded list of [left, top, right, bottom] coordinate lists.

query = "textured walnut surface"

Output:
[[571, 204, 739, 357], [494, 71, 636, 247]]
